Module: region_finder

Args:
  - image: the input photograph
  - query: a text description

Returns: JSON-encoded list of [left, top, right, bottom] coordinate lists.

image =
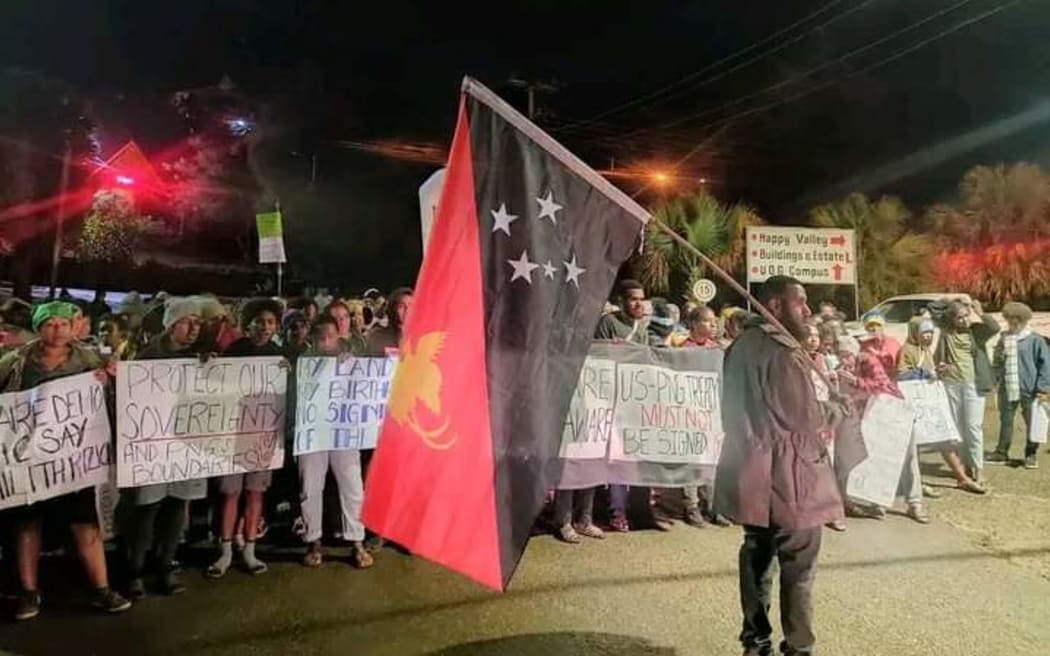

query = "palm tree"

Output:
[[926, 163, 1050, 305], [809, 193, 932, 309], [926, 163, 1050, 248], [635, 192, 763, 302]]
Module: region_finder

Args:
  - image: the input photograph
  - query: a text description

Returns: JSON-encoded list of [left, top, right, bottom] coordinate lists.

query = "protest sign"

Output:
[[847, 394, 915, 507], [0, 372, 113, 510], [556, 343, 723, 489], [899, 380, 960, 445], [294, 356, 397, 454], [1030, 401, 1049, 444], [609, 363, 721, 464], [116, 357, 287, 487], [559, 358, 616, 460]]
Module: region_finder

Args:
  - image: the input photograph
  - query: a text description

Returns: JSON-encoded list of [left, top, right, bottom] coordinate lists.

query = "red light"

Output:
[[115, 175, 135, 186]]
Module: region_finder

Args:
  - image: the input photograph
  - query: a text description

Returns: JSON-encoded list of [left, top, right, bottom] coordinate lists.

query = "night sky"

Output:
[[2, 0, 1049, 290]]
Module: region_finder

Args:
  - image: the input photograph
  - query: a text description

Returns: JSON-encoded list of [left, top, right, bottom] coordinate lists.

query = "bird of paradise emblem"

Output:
[[388, 331, 457, 449]]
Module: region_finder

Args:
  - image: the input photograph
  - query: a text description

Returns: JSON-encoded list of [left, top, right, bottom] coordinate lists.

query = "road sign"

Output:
[[745, 226, 856, 285], [692, 278, 717, 303]]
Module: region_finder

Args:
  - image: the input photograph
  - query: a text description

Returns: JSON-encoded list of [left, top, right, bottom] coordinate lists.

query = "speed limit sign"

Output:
[[692, 278, 717, 303]]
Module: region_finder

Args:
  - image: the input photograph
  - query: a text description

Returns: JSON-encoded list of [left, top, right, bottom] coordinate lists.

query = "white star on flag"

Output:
[[536, 191, 562, 225], [541, 260, 556, 279], [507, 250, 540, 284], [563, 255, 586, 288], [491, 203, 518, 235]]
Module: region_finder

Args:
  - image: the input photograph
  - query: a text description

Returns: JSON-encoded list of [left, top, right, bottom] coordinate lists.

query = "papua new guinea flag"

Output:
[[361, 77, 648, 590]]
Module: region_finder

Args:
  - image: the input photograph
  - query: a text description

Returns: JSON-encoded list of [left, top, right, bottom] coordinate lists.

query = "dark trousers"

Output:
[[127, 498, 187, 578], [553, 488, 596, 526], [996, 395, 1038, 458], [739, 524, 822, 654]]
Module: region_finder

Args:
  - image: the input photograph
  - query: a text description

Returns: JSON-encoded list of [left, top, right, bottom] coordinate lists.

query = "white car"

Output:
[[845, 293, 1050, 348]]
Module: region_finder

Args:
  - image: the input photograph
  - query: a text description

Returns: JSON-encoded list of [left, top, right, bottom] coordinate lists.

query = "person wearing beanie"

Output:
[[281, 309, 310, 361], [0, 301, 131, 621], [989, 301, 1050, 469], [646, 298, 677, 346], [193, 295, 241, 354], [124, 297, 205, 600], [206, 297, 283, 579]]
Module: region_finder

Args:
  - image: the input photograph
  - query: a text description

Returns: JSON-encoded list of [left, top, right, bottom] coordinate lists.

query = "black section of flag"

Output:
[[466, 93, 644, 584]]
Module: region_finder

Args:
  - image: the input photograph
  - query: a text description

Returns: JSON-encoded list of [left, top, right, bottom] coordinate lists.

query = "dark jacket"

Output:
[[714, 323, 846, 530], [366, 325, 401, 355], [0, 339, 103, 393], [933, 314, 1000, 394], [594, 312, 649, 345], [993, 332, 1050, 397]]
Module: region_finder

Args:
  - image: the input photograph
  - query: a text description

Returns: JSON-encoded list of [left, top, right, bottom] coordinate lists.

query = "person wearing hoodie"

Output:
[[898, 317, 986, 496], [124, 297, 206, 600], [988, 302, 1050, 469], [933, 299, 1000, 485]]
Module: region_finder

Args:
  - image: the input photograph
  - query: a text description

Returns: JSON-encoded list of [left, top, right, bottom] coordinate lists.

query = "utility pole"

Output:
[[507, 77, 560, 120], [48, 143, 72, 299]]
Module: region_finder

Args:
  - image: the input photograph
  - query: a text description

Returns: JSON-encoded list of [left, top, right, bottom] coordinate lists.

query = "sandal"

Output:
[[303, 542, 323, 568], [352, 543, 375, 569], [609, 516, 630, 533], [557, 524, 581, 543]]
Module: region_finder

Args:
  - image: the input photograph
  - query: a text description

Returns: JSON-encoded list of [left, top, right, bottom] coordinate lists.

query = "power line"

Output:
[[555, 0, 875, 135], [625, 0, 981, 137], [655, 0, 1027, 179]]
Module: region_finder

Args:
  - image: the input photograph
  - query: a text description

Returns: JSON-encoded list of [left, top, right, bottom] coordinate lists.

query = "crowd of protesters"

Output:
[[0, 278, 1046, 626], [0, 286, 412, 621]]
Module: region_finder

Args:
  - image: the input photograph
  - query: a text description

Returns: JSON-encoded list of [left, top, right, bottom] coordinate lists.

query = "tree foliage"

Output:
[[926, 163, 1050, 248], [809, 193, 931, 309], [926, 163, 1050, 305], [76, 192, 153, 263], [635, 192, 764, 301]]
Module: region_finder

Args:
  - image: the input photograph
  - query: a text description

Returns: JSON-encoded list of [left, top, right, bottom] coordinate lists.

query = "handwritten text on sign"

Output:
[[294, 356, 396, 454], [116, 357, 286, 487], [847, 394, 915, 507], [899, 381, 960, 445], [560, 358, 616, 460], [610, 364, 722, 464], [746, 226, 856, 285], [0, 372, 112, 510]]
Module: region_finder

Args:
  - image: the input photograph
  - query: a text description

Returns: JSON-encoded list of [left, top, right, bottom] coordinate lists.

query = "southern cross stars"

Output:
[[490, 203, 518, 235], [507, 250, 540, 284], [541, 260, 557, 279], [563, 255, 586, 288], [536, 190, 562, 225]]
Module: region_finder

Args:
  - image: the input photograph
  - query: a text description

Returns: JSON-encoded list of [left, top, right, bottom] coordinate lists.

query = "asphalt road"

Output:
[[1, 412, 1048, 656]]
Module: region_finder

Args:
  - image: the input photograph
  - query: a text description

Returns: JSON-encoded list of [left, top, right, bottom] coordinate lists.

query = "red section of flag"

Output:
[[361, 100, 502, 590]]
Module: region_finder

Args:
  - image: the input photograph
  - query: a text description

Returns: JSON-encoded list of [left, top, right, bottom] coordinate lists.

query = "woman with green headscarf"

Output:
[[0, 301, 131, 621]]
